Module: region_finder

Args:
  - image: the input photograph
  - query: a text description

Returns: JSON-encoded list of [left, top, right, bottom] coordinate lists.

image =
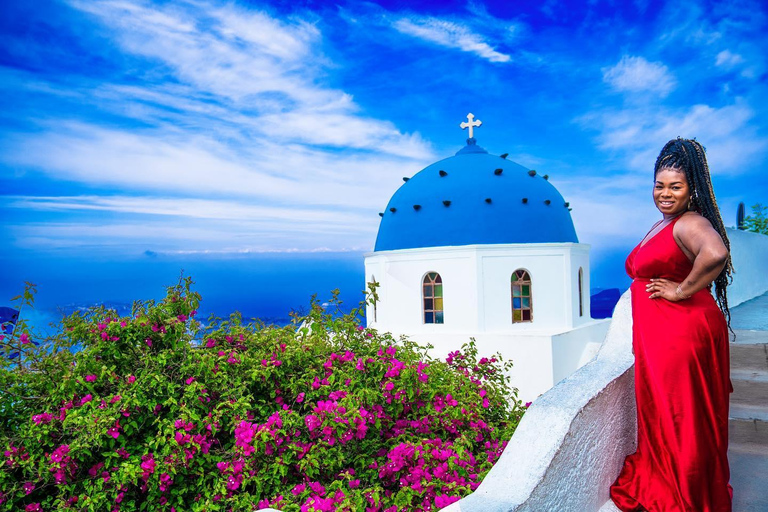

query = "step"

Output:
[[730, 404, 768, 422], [729, 342, 768, 373], [729, 418, 768, 455], [731, 329, 768, 345], [730, 376, 768, 410]]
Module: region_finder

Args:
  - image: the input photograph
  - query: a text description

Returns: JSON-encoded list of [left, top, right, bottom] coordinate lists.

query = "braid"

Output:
[[654, 137, 734, 329]]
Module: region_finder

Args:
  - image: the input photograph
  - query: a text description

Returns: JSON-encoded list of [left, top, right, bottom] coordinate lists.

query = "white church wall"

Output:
[[365, 247, 480, 332], [367, 322, 607, 405], [551, 319, 610, 385], [365, 242, 607, 403], [568, 246, 593, 328], [365, 243, 592, 334], [479, 251, 566, 331], [377, 330, 556, 403]]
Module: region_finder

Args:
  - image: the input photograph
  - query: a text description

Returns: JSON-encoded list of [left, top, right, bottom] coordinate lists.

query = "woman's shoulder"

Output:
[[674, 211, 727, 251], [675, 211, 712, 230]]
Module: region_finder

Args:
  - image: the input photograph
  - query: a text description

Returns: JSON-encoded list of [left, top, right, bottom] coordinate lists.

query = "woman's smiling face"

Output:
[[654, 167, 691, 217]]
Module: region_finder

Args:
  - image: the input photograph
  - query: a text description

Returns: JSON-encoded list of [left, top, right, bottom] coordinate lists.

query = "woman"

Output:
[[610, 138, 734, 511]]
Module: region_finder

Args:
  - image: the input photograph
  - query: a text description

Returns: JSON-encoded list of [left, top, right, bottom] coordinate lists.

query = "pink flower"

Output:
[[20, 333, 30, 345], [308, 482, 325, 495], [185, 376, 196, 385], [79, 394, 92, 406], [89, 462, 105, 477], [49, 445, 70, 463], [25, 504, 41, 512], [140, 454, 155, 479], [305, 415, 321, 432], [435, 495, 461, 508], [23, 482, 35, 495], [32, 413, 53, 425], [296, 392, 305, 403], [85, 375, 97, 382], [107, 426, 120, 439], [127, 375, 135, 384], [159, 473, 173, 491]]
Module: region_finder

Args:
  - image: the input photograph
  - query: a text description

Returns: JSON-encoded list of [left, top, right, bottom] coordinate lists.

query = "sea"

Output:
[[1, 247, 631, 336]]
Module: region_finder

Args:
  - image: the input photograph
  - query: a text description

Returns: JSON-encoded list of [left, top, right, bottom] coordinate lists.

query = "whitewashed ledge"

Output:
[[442, 291, 637, 512]]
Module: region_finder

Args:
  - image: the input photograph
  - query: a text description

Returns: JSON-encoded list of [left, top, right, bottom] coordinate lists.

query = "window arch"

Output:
[[422, 272, 444, 324], [578, 267, 584, 317], [511, 269, 532, 323]]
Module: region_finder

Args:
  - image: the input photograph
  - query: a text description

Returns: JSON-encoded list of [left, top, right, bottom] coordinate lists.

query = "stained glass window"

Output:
[[511, 269, 532, 323], [423, 272, 444, 324]]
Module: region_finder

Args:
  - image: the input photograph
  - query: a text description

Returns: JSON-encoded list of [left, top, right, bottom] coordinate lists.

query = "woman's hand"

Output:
[[646, 278, 683, 301]]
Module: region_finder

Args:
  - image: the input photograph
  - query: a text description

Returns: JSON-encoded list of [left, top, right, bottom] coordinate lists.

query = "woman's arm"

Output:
[[646, 213, 729, 301]]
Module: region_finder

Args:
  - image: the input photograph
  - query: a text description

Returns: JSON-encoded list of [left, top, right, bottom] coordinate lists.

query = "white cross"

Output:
[[460, 113, 482, 138]]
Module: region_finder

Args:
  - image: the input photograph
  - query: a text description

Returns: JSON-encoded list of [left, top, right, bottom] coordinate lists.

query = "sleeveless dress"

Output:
[[610, 215, 734, 512]]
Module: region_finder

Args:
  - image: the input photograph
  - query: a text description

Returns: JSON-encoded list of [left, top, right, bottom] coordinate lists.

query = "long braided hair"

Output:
[[654, 137, 734, 327]]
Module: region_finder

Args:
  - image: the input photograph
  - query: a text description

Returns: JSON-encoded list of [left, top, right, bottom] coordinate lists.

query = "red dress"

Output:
[[610, 215, 734, 512]]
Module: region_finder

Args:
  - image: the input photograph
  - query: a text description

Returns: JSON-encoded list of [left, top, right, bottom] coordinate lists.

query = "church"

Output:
[[364, 115, 610, 403]]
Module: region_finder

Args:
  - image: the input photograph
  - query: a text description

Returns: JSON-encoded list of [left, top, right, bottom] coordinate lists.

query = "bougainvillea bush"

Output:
[[0, 279, 526, 511]]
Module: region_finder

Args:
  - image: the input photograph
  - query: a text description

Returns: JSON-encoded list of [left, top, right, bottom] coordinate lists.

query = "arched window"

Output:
[[578, 267, 584, 317], [423, 272, 444, 324], [511, 269, 532, 323]]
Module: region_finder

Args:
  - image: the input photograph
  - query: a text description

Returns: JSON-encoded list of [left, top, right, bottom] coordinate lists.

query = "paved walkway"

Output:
[[600, 292, 768, 512]]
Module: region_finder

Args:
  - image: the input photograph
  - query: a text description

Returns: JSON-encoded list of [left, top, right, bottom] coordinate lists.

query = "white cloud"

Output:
[[602, 55, 676, 96], [5, 195, 371, 226], [2, 122, 429, 209], [68, 0, 325, 103], [575, 100, 767, 175], [62, 0, 433, 156], [715, 49, 744, 68], [6, 194, 377, 252], [392, 17, 511, 63], [1, 0, 443, 253]]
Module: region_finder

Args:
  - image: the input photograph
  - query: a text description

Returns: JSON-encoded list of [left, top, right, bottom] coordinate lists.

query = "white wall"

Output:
[[373, 320, 609, 405], [365, 243, 592, 334], [727, 228, 768, 307]]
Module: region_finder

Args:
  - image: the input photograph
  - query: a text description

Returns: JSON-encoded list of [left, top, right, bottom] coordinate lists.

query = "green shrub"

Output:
[[743, 203, 768, 235], [0, 278, 525, 511]]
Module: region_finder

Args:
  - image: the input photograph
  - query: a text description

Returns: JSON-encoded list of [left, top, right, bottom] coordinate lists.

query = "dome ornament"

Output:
[[460, 113, 482, 140]]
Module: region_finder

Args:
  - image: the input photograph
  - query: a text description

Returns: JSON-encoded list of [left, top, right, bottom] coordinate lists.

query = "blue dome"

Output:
[[374, 140, 578, 252]]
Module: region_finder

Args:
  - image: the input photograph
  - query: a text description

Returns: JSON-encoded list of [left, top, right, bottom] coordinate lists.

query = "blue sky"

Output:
[[1, 0, 767, 317]]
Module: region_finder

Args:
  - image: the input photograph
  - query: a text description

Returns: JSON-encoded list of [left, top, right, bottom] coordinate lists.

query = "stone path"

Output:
[[600, 293, 768, 512]]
